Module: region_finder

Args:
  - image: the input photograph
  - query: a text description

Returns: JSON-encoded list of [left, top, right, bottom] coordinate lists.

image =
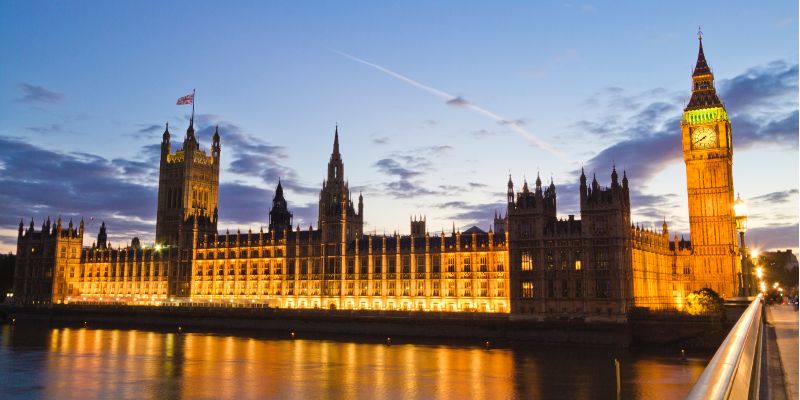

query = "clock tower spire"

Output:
[[681, 32, 739, 298]]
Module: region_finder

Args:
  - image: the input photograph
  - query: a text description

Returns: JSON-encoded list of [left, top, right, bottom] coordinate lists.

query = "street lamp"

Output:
[[734, 193, 753, 297]]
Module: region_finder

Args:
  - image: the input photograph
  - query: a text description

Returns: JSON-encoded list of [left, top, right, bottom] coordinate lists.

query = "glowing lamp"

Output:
[[733, 194, 748, 233]]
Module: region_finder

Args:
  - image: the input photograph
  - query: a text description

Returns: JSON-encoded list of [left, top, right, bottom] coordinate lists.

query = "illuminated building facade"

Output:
[[13, 38, 741, 319]]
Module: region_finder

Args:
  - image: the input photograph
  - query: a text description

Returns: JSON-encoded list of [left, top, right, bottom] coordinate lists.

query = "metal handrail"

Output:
[[685, 295, 763, 400]]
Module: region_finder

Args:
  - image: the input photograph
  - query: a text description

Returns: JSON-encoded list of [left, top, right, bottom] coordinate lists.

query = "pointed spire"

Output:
[[622, 170, 628, 188], [213, 125, 220, 143], [333, 124, 340, 156], [535, 171, 542, 188], [580, 166, 587, 186], [162, 122, 170, 142], [507, 174, 513, 189], [686, 30, 722, 111], [611, 164, 618, 185], [693, 27, 711, 77], [187, 115, 195, 139]]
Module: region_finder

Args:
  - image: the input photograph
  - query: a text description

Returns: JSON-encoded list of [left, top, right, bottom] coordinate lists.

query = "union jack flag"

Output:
[[176, 93, 194, 105]]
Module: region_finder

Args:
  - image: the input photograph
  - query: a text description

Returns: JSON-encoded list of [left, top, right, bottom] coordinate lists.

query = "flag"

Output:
[[177, 93, 194, 105]]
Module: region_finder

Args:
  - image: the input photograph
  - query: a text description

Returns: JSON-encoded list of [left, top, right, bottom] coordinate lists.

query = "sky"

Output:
[[0, 1, 797, 255]]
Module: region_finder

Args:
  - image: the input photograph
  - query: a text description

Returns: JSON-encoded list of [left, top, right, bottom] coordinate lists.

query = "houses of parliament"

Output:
[[13, 38, 743, 320]]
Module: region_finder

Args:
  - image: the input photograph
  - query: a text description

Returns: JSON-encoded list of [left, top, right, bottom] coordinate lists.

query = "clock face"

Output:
[[692, 126, 717, 149]]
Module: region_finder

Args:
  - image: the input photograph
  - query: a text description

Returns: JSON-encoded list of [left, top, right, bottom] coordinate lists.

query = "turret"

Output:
[[269, 179, 293, 234], [212, 125, 221, 159], [611, 165, 618, 187], [535, 172, 542, 196], [97, 221, 108, 248], [579, 167, 587, 204], [18, 219, 23, 237], [162, 122, 170, 145], [622, 170, 628, 190], [507, 174, 514, 204], [410, 215, 426, 237]]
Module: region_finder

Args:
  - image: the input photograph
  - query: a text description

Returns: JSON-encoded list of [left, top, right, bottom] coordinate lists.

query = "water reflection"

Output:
[[0, 324, 708, 399]]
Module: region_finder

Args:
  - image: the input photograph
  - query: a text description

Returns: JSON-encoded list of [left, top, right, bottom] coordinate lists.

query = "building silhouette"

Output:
[[13, 38, 741, 319]]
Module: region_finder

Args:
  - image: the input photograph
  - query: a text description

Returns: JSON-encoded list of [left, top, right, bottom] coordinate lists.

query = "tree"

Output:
[[685, 288, 724, 316]]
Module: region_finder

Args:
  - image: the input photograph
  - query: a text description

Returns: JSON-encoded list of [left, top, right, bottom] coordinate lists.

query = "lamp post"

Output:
[[733, 194, 751, 297]]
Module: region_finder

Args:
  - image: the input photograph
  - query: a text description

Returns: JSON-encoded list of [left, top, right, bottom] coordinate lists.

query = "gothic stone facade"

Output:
[[14, 38, 741, 320]]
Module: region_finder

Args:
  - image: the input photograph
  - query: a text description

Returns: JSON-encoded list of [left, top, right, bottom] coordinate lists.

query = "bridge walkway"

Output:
[[766, 304, 798, 400]]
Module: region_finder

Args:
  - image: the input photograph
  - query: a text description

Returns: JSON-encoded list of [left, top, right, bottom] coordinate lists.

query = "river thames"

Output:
[[0, 323, 709, 399]]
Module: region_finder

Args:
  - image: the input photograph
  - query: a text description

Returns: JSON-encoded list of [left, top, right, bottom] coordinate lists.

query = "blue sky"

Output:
[[0, 1, 797, 254]]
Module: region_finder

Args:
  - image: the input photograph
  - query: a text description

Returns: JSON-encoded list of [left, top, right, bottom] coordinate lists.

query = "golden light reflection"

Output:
[[2, 328, 710, 399]]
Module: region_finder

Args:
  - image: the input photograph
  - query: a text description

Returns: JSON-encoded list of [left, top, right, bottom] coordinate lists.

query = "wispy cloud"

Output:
[[17, 83, 64, 104], [26, 124, 63, 134], [331, 49, 570, 161]]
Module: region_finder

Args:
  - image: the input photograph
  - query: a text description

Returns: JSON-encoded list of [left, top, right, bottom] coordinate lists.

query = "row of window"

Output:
[[519, 250, 611, 271], [192, 280, 506, 297], [71, 265, 166, 278], [519, 279, 611, 298], [197, 248, 284, 259]]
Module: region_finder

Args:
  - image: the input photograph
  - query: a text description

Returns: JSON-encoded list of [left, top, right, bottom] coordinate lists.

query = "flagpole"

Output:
[[192, 88, 195, 122]]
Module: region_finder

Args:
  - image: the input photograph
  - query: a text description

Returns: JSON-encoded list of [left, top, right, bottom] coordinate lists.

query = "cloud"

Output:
[[332, 49, 568, 160], [372, 136, 390, 145], [127, 123, 165, 139], [0, 134, 316, 249], [580, 60, 798, 186], [746, 224, 800, 251], [750, 189, 799, 204], [446, 96, 470, 107], [470, 129, 498, 138], [372, 145, 454, 198], [732, 110, 799, 149], [719, 61, 798, 114], [0, 136, 157, 248], [374, 159, 420, 180], [17, 83, 64, 104], [26, 124, 63, 134], [438, 201, 506, 229], [192, 115, 318, 196]]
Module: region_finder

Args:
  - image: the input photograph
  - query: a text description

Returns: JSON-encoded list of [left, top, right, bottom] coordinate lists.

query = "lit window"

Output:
[[521, 252, 533, 271], [575, 260, 582, 270], [521, 281, 534, 298]]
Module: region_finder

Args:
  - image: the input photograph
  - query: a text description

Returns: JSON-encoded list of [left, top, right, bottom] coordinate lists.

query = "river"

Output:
[[0, 323, 708, 399]]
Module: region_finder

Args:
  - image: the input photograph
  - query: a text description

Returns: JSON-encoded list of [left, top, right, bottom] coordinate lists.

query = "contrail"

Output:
[[331, 49, 570, 161]]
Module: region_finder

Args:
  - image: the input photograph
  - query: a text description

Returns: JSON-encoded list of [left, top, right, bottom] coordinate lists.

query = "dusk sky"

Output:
[[0, 1, 797, 254]]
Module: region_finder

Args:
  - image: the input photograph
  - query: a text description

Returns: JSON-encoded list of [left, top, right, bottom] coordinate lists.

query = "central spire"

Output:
[[327, 125, 344, 183], [333, 124, 340, 156]]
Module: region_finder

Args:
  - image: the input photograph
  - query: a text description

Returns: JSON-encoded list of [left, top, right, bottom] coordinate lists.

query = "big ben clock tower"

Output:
[[681, 32, 739, 297]]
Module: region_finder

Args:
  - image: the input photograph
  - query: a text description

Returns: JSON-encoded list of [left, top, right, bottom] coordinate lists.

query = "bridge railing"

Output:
[[685, 294, 763, 400]]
